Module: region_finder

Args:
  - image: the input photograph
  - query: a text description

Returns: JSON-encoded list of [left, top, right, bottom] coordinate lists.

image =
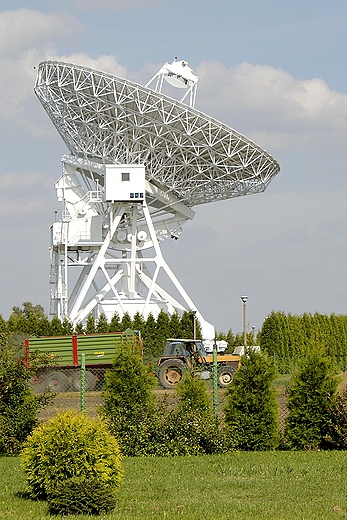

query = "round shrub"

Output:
[[21, 411, 122, 499], [47, 477, 118, 515]]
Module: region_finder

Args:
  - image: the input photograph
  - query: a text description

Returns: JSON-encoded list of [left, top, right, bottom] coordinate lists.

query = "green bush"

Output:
[[157, 373, 227, 456], [101, 343, 160, 456], [326, 385, 347, 449], [284, 353, 338, 449], [21, 411, 122, 499], [224, 351, 280, 450], [47, 477, 118, 515], [0, 344, 53, 454]]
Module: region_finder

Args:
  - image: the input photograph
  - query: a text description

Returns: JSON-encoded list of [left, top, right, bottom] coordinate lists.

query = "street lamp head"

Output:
[[240, 296, 248, 303]]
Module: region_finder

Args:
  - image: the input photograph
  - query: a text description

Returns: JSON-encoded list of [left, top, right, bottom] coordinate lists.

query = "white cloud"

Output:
[[0, 8, 127, 136], [194, 61, 347, 153], [0, 9, 83, 57]]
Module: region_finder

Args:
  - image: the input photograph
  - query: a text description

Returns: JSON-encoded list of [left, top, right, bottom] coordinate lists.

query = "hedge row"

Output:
[[259, 311, 347, 365]]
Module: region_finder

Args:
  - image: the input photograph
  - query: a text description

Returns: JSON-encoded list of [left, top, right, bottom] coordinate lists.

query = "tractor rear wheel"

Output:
[[43, 371, 69, 392], [217, 366, 236, 388], [158, 359, 186, 389], [72, 370, 96, 392]]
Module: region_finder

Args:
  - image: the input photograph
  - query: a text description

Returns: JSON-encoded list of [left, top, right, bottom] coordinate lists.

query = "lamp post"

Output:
[[240, 296, 248, 348]]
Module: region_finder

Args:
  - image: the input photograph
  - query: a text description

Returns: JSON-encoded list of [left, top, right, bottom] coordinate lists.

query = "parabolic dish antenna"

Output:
[[34, 59, 280, 339]]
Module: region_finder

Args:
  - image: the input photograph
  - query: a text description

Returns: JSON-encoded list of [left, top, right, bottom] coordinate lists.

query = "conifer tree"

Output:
[[143, 313, 156, 357], [180, 310, 195, 339], [96, 313, 109, 333], [50, 316, 63, 336], [74, 322, 84, 335], [61, 318, 74, 336], [109, 312, 121, 332], [101, 342, 158, 456], [284, 352, 338, 449], [85, 314, 96, 334], [169, 313, 181, 338], [155, 311, 170, 356], [36, 316, 51, 337], [120, 312, 132, 332], [224, 351, 279, 450], [132, 312, 146, 334], [0, 315, 6, 335]]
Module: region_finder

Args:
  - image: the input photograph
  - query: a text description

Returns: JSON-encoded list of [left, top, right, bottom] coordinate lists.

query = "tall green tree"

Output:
[[50, 316, 63, 336], [120, 312, 132, 332], [74, 322, 84, 335], [61, 318, 74, 336], [85, 314, 96, 334], [180, 311, 195, 339], [109, 312, 121, 332], [169, 313, 181, 338], [155, 311, 170, 357], [143, 313, 156, 357], [284, 352, 338, 449], [100, 342, 158, 456], [96, 313, 109, 333], [224, 351, 279, 450], [132, 312, 146, 334]]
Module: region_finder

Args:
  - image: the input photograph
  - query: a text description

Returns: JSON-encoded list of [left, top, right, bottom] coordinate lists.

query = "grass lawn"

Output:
[[1, 451, 347, 520]]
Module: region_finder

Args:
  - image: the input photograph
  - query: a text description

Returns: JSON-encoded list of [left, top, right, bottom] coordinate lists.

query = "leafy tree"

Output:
[[12, 302, 45, 320], [284, 353, 338, 449], [224, 351, 279, 450], [96, 313, 109, 333]]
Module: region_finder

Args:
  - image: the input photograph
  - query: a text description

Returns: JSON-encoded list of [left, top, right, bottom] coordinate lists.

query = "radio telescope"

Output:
[[34, 58, 280, 339]]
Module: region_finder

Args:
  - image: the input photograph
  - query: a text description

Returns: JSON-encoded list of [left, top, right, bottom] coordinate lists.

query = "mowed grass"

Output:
[[1, 451, 347, 520]]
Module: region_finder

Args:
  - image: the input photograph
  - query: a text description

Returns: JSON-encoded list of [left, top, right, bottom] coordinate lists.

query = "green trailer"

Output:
[[25, 329, 139, 392]]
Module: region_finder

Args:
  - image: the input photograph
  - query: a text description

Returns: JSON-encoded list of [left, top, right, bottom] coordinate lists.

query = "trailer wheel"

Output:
[[72, 371, 96, 392], [158, 359, 186, 389], [217, 366, 236, 388], [43, 371, 69, 392]]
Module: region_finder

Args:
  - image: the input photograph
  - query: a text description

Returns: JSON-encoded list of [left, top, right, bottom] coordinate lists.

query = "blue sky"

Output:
[[0, 0, 346, 334]]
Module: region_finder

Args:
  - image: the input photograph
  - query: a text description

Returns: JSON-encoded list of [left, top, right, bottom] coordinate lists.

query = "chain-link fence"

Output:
[[31, 367, 106, 394]]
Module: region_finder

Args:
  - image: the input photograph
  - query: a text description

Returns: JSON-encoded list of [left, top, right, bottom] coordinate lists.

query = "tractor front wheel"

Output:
[[217, 366, 236, 388], [158, 359, 186, 389]]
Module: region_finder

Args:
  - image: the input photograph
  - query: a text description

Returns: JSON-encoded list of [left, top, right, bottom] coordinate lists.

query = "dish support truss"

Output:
[[50, 155, 215, 339]]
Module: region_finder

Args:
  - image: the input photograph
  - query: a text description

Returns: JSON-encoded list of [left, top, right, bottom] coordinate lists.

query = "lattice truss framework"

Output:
[[35, 61, 280, 207]]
